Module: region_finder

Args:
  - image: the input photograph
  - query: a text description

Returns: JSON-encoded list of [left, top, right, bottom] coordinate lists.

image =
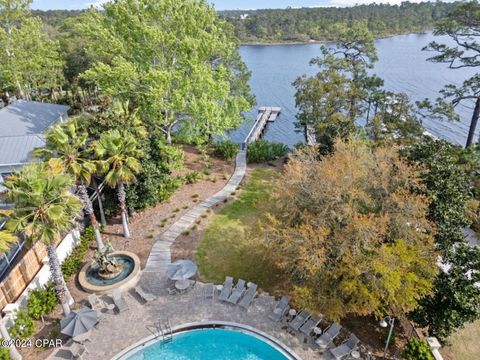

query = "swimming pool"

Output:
[[124, 328, 293, 360]]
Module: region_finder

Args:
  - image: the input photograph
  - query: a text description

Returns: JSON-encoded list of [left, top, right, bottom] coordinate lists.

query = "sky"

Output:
[[30, 0, 432, 11]]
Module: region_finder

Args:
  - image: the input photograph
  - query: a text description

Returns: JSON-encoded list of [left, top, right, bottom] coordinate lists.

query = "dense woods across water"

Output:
[[220, 2, 456, 43], [33, 2, 456, 44]]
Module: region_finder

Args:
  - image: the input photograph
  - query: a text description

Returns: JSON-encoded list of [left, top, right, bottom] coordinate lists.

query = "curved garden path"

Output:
[[139, 149, 247, 294]]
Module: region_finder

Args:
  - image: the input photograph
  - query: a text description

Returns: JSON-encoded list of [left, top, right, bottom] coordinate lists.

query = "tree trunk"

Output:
[[0, 319, 22, 359], [366, 101, 372, 125], [466, 97, 480, 148], [16, 81, 25, 100], [78, 184, 104, 250], [46, 244, 71, 316], [118, 182, 130, 238], [92, 178, 107, 226], [166, 128, 172, 145]]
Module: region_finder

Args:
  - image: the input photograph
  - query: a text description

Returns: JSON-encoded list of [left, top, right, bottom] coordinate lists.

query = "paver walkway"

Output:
[[139, 149, 247, 294]]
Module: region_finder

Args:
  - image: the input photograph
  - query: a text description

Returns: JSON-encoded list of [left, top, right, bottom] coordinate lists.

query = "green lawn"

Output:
[[196, 168, 283, 292]]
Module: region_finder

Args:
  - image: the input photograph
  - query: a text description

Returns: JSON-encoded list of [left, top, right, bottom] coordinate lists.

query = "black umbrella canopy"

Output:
[[60, 307, 98, 337]]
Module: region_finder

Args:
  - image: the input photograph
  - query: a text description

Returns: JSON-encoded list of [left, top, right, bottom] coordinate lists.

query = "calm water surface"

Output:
[[230, 32, 477, 147]]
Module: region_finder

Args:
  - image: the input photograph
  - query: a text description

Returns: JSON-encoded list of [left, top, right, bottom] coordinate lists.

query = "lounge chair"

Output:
[[268, 296, 289, 322], [330, 334, 360, 360], [72, 329, 92, 344], [227, 279, 246, 304], [239, 283, 257, 309], [87, 294, 106, 310], [315, 322, 342, 349], [68, 342, 88, 359], [300, 315, 322, 336], [289, 309, 311, 331], [111, 289, 129, 313], [204, 283, 215, 299], [135, 286, 156, 303], [218, 276, 234, 302], [87, 294, 114, 317]]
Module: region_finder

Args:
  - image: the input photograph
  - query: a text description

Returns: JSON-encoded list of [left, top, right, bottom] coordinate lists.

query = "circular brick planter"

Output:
[[78, 251, 141, 294]]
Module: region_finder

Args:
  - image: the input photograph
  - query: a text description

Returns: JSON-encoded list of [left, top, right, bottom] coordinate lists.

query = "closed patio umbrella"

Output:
[[166, 260, 197, 281], [60, 307, 98, 337]]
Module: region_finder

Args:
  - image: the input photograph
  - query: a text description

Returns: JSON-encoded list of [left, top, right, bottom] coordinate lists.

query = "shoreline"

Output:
[[241, 30, 430, 46]]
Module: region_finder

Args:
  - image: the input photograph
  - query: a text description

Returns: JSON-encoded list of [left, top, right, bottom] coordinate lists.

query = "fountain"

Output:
[[78, 243, 141, 294]]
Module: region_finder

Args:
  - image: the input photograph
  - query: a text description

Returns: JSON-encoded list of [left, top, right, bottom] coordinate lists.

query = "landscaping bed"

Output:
[[16, 145, 234, 360]]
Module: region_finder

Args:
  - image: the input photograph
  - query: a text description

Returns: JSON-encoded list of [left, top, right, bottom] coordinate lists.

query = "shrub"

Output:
[[9, 309, 35, 340], [0, 347, 11, 360], [247, 140, 287, 163], [127, 168, 185, 210], [61, 226, 95, 281], [184, 171, 202, 184], [403, 339, 434, 360], [26, 283, 58, 320], [381, 329, 396, 348], [213, 141, 239, 160]]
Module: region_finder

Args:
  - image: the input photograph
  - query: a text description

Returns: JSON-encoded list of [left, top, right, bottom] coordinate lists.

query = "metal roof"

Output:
[[0, 100, 69, 136], [0, 134, 45, 166], [0, 100, 69, 167]]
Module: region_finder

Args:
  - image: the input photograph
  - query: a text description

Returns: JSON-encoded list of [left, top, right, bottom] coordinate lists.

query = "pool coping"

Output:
[[111, 320, 302, 360]]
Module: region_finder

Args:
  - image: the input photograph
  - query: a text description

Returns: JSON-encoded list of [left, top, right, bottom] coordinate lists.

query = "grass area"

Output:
[[196, 168, 283, 292], [446, 320, 480, 360]]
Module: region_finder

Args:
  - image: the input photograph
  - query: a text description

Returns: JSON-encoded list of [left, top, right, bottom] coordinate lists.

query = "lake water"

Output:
[[229, 32, 477, 147]]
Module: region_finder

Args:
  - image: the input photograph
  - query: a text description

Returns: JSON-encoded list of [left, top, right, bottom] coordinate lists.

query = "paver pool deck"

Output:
[[50, 283, 331, 360], [47, 150, 340, 359]]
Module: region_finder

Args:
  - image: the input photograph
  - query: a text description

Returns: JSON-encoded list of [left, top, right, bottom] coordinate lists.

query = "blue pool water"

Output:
[[126, 328, 291, 360]]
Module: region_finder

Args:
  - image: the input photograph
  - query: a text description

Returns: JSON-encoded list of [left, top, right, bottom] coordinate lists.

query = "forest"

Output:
[[32, 2, 456, 44], [220, 2, 456, 43]]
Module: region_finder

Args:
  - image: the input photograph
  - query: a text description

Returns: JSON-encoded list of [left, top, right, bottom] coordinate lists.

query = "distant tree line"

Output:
[[30, 3, 457, 44], [220, 2, 456, 43]]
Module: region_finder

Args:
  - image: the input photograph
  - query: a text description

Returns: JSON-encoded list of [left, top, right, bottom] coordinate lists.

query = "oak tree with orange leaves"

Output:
[[260, 138, 438, 320]]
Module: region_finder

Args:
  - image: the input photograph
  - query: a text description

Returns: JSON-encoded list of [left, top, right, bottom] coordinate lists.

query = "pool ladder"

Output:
[[156, 319, 173, 343]]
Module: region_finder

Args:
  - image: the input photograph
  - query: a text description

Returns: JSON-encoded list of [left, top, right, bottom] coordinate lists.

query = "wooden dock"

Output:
[[243, 107, 281, 148]]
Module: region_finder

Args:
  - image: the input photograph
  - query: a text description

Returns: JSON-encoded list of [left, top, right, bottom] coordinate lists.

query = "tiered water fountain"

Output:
[[78, 244, 141, 294]]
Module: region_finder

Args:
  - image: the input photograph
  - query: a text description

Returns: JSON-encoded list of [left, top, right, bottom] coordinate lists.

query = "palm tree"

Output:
[[34, 119, 105, 249], [4, 164, 82, 316], [0, 226, 17, 253], [93, 130, 142, 238]]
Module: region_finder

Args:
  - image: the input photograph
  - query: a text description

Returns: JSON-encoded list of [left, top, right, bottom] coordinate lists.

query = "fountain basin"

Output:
[[78, 251, 141, 294]]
